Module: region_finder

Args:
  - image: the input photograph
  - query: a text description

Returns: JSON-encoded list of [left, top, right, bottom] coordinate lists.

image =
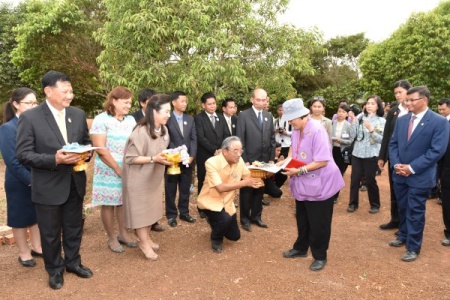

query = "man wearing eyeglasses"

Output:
[[389, 86, 449, 262], [197, 136, 262, 253]]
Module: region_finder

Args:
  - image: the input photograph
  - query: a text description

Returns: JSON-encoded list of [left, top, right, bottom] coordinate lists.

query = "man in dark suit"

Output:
[[221, 98, 237, 136], [165, 91, 197, 227], [388, 86, 449, 262], [131, 88, 156, 122], [439, 104, 450, 246], [16, 71, 93, 289], [195, 93, 230, 196], [378, 80, 411, 230], [236, 88, 276, 231]]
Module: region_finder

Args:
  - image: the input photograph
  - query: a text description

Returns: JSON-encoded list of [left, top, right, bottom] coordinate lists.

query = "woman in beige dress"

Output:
[[122, 94, 172, 260]]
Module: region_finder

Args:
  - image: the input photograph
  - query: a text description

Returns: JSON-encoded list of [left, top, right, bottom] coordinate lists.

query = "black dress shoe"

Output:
[[283, 249, 307, 258], [180, 215, 196, 223], [211, 240, 223, 253], [251, 219, 268, 228], [310, 259, 327, 271], [66, 265, 93, 278], [389, 239, 405, 247], [31, 250, 44, 258], [347, 205, 357, 213], [199, 211, 207, 219], [18, 257, 36, 267], [442, 237, 450, 246], [168, 218, 177, 227], [379, 221, 399, 230], [262, 199, 270, 206], [49, 273, 64, 290], [242, 223, 252, 232]]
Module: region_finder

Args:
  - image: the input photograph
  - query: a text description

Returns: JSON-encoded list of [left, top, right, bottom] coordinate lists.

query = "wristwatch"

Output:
[[150, 156, 154, 164]]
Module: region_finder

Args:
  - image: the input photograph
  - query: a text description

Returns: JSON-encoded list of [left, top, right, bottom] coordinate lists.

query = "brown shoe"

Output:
[[151, 222, 165, 232]]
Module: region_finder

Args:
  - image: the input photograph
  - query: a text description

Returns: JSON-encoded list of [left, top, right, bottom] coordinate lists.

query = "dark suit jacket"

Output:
[[166, 112, 197, 158], [221, 114, 237, 136], [236, 108, 276, 163], [131, 109, 144, 123], [378, 105, 401, 162], [194, 111, 230, 165], [16, 102, 91, 205], [389, 109, 448, 189], [439, 121, 450, 188]]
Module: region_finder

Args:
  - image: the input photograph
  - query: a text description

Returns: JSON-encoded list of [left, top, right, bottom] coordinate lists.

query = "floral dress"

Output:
[[90, 112, 136, 206]]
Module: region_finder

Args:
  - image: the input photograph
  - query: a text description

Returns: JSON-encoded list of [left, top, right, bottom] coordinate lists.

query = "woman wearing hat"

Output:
[[278, 98, 344, 271]]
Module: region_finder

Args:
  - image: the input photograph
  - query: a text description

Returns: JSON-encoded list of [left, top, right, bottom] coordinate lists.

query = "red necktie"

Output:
[[407, 115, 417, 141]]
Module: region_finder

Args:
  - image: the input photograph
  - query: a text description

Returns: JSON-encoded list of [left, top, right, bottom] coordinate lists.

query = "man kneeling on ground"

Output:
[[197, 136, 262, 253]]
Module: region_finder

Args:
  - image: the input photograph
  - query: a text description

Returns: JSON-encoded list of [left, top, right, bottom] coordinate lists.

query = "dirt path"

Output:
[[1, 162, 449, 299]]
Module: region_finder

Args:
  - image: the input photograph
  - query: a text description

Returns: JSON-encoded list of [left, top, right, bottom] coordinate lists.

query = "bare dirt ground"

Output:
[[1, 159, 449, 299]]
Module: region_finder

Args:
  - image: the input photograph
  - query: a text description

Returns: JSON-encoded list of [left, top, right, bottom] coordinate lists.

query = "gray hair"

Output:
[[221, 136, 241, 150]]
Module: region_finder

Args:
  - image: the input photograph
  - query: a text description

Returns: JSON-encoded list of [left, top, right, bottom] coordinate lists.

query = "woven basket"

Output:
[[250, 169, 267, 178]]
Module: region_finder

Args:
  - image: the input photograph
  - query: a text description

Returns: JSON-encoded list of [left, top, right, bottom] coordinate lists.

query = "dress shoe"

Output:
[[49, 273, 64, 290], [401, 251, 418, 262], [66, 265, 93, 278], [180, 215, 196, 223], [151, 222, 165, 232], [18, 257, 36, 267], [369, 208, 379, 214], [211, 240, 223, 253], [379, 221, 399, 230], [199, 211, 207, 219], [251, 219, 268, 228], [389, 239, 405, 247], [31, 250, 44, 258], [360, 185, 367, 191], [118, 237, 138, 248], [283, 249, 307, 258], [309, 259, 327, 271], [262, 199, 270, 206], [347, 205, 357, 213], [437, 198, 443, 205], [442, 237, 450, 246], [168, 218, 177, 227], [242, 223, 252, 232]]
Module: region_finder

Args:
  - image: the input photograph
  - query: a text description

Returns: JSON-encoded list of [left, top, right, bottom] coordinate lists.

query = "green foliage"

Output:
[[359, 1, 450, 106], [10, 0, 106, 115], [96, 0, 323, 113]]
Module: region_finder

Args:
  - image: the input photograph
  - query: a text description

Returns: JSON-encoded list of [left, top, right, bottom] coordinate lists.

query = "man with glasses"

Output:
[[197, 136, 262, 253], [389, 86, 448, 262]]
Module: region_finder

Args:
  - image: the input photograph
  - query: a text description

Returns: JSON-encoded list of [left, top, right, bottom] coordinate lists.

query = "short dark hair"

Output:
[[338, 104, 350, 113], [393, 79, 412, 91], [308, 96, 325, 109], [222, 98, 235, 108], [201, 92, 216, 104], [339, 99, 348, 105], [41, 70, 71, 90], [406, 86, 430, 101], [138, 89, 157, 106], [438, 98, 450, 106], [364, 95, 384, 117], [170, 91, 187, 102]]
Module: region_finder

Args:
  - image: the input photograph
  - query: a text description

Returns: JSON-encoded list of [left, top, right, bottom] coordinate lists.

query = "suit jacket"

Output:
[[389, 109, 448, 189], [221, 114, 237, 136], [131, 109, 144, 123], [16, 102, 91, 205], [166, 111, 197, 158], [236, 108, 276, 163], [439, 121, 450, 188], [331, 120, 353, 151], [194, 111, 230, 165], [378, 105, 401, 162]]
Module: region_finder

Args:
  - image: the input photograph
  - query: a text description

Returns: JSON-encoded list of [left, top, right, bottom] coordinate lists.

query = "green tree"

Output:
[[359, 1, 450, 105], [10, 0, 106, 115], [95, 0, 322, 112]]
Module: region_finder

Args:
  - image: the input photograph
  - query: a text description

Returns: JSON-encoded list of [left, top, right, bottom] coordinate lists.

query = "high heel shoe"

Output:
[[139, 244, 159, 261]]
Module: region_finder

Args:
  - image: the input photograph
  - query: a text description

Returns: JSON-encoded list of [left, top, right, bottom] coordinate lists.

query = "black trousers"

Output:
[[293, 197, 334, 260], [387, 161, 399, 223], [441, 187, 450, 238], [34, 178, 83, 276], [332, 146, 348, 199], [239, 186, 264, 225], [264, 178, 282, 198], [197, 161, 206, 196], [203, 209, 240, 242], [165, 165, 192, 219], [349, 156, 380, 209]]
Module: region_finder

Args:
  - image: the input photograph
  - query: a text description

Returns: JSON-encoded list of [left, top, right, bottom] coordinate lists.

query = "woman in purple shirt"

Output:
[[278, 98, 344, 271]]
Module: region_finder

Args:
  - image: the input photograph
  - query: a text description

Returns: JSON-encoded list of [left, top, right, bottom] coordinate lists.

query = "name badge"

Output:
[[342, 133, 349, 138]]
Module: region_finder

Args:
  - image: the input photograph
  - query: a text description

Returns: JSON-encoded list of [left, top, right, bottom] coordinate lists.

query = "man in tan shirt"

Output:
[[197, 136, 262, 253]]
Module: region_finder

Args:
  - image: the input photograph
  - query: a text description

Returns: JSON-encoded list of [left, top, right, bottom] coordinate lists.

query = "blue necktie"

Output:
[[258, 112, 262, 128]]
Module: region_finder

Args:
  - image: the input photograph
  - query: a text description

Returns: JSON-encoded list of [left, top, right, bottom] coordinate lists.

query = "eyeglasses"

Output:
[[405, 97, 423, 103], [226, 149, 243, 155], [21, 101, 39, 106]]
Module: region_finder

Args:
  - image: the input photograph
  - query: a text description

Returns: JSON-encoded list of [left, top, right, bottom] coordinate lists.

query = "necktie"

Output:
[[178, 117, 183, 136], [210, 115, 215, 129], [227, 118, 232, 134], [407, 115, 417, 141], [258, 112, 263, 128], [57, 110, 68, 144]]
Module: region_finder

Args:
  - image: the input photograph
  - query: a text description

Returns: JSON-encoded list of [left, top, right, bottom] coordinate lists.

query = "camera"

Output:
[[349, 104, 361, 116]]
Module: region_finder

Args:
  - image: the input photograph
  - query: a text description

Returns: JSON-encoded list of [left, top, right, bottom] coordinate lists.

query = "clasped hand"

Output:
[[394, 164, 412, 177]]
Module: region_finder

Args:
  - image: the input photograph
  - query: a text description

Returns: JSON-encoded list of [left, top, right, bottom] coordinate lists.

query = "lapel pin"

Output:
[[232, 124, 235, 128], [184, 121, 187, 125], [215, 117, 219, 122], [264, 117, 268, 122], [68, 118, 72, 123]]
